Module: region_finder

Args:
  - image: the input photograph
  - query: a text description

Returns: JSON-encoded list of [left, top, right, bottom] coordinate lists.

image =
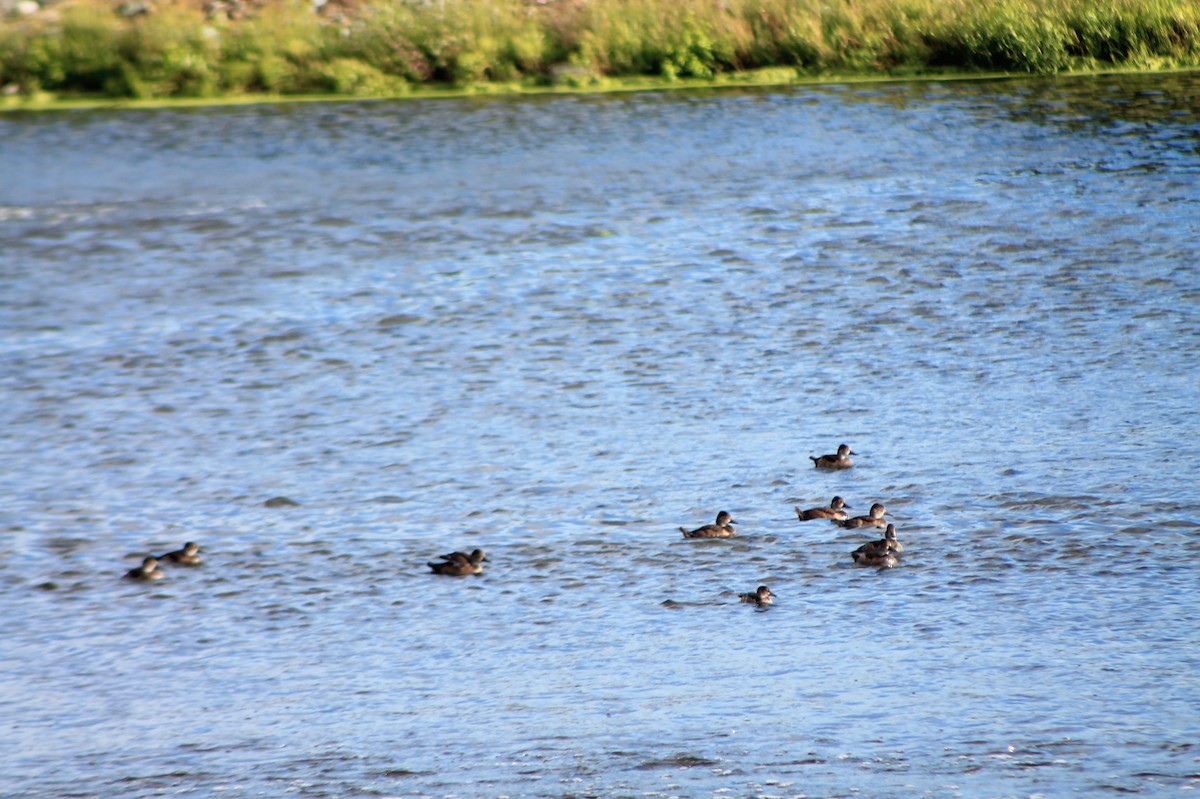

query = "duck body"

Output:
[[681, 511, 737, 539], [852, 524, 902, 564], [738, 585, 775, 606], [124, 556, 164, 581], [852, 550, 899, 568], [428, 548, 487, 576], [796, 496, 849, 521], [809, 444, 855, 469], [840, 503, 888, 529], [161, 542, 202, 565]]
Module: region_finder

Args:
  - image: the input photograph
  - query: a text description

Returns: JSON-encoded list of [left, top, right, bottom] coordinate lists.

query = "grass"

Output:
[[1, 0, 1199, 107]]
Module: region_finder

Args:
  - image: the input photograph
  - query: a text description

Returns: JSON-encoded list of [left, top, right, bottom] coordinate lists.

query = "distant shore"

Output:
[[6, 64, 1199, 115], [2, 0, 1198, 113]]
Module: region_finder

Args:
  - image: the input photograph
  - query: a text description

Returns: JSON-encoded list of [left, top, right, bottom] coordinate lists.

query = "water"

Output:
[[1, 73, 1199, 798]]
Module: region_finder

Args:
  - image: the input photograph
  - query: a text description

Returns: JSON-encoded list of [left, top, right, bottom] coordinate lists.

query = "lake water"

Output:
[[1, 73, 1198, 799]]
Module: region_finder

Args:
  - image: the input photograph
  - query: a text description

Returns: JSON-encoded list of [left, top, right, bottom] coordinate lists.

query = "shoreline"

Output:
[[4, 65, 1198, 115]]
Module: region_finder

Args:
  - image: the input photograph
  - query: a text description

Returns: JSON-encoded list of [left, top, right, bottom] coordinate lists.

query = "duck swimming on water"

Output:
[[809, 444, 855, 469], [796, 496, 850, 521], [851, 524, 902, 564], [428, 548, 487, 576], [840, 503, 888, 529], [681, 511, 737, 539], [124, 556, 164, 581], [160, 541, 202, 566], [738, 585, 775, 606]]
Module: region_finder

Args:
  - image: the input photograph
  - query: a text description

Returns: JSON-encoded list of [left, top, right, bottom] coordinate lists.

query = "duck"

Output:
[[840, 502, 888, 529], [796, 496, 850, 521], [738, 585, 775, 606], [809, 443, 855, 469], [160, 541, 202, 565], [680, 511, 737, 539], [879, 523, 904, 554], [124, 556, 164, 581], [851, 524, 902, 564], [428, 548, 487, 576], [851, 548, 898, 569]]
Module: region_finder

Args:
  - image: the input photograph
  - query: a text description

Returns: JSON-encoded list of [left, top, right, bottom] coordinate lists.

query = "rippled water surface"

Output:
[[2, 73, 1199, 798]]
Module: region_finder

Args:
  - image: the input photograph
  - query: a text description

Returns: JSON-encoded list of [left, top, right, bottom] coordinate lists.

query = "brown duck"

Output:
[[160, 541, 202, 566], [840, 503, 888, 529], [124, 556, 164, 581], [738, 585, 775, 606], [428, 548, 487, 576], [796, 496, 850, 521], [680, 511, 737, 539], [809, 443, 855, 469], [851, 524, 902, 565]]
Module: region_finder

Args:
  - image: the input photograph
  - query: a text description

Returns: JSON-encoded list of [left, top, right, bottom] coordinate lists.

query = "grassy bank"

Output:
[[2, 0, 1199, 107]]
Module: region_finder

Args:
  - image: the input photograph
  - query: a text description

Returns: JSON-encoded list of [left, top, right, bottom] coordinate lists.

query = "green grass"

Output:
[[2, 0, 1199, 106]]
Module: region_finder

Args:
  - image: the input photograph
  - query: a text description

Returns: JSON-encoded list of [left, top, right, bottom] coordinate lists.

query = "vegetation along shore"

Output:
[[2, 0, 1199, 109]]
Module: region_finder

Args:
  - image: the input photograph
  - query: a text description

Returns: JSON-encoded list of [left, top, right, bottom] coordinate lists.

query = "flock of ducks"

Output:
[[683, 443, 906, 608], [124, 444, 904, 608]]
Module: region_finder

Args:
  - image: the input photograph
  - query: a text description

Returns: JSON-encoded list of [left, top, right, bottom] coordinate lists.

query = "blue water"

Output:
[[1, 73, 1198, 798]]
